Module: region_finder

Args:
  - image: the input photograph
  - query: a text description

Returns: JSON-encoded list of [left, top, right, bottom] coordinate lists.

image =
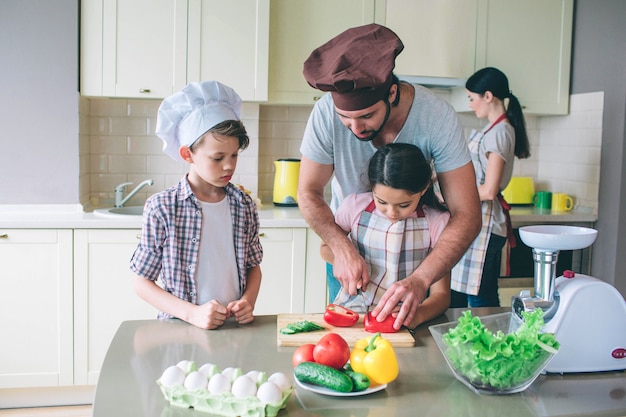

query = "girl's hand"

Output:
[[190, 300, 230, 330], [227, 299, 255, 324]]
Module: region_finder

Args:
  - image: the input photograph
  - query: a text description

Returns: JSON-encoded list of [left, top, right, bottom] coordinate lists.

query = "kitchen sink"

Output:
[[94, 206, 144, 218]]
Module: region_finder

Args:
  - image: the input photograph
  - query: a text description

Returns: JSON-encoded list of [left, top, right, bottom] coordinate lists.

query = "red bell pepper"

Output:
[[364, 311, 399, 333], [323, 304, 359, 327]]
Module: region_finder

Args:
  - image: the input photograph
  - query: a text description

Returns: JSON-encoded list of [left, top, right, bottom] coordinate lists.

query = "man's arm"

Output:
[[297, 156, 369, 294], [372, 162, 481, 328]]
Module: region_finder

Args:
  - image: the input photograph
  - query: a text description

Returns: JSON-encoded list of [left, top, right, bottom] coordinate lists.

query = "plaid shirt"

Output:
[[130, 176, 263, 319]]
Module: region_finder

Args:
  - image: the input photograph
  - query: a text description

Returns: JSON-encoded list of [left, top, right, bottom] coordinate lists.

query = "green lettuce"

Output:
[[442, 310, 559, 390]]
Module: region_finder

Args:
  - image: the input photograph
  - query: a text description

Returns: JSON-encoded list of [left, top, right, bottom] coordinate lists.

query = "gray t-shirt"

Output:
[[300, 84, 471, 212]]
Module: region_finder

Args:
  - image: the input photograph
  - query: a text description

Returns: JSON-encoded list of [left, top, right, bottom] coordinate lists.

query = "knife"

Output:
[[356, 288, 369, 314]]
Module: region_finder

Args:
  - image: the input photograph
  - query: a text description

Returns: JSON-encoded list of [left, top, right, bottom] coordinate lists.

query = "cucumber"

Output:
[[344, 370, 370, 392], [294, 362, 353, 393], [279, 320, 325, 335]]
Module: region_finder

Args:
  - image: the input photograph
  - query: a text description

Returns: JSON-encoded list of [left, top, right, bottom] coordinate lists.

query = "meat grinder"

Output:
[[511, 225, 626, 374]]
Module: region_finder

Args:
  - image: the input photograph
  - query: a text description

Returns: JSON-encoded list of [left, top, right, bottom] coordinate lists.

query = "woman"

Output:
[[451, 67, 530, 308]]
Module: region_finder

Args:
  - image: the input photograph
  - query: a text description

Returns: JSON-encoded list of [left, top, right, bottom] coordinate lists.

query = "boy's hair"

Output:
[[190, 120, 250, 152], [368, 143, 448, 212]]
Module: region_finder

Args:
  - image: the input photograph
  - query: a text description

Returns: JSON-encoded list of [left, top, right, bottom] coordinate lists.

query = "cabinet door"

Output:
[[0, 229, 73, 388], [81, 0, 188, 98], [73, 229, 159, 385], [268, 0, 377, 104], [187, 0, 269, 101], [478, 0, 573, 115], [255, 228, 306, 314], [384, 0, 481, 79]]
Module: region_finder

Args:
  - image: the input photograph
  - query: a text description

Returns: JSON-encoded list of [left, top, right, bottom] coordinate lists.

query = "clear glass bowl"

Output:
[[429, 312, 557, 395]]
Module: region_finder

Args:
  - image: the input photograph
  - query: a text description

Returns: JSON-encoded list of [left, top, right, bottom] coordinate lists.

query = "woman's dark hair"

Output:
[[466, 67, 530, 159], [368, 143, 448, 212], [190, 120, 250, 152]]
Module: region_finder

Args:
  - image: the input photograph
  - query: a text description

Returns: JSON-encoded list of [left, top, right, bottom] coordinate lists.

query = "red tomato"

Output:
[[364, 311, 399, 333], [323, 304, 359, 327], [313, 333, 350, 369], [292, 343, 315, 367]]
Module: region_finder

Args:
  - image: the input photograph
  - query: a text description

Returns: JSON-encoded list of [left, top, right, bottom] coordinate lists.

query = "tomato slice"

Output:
[[323, 304, 359, 327], [364, 311, 399, 333]]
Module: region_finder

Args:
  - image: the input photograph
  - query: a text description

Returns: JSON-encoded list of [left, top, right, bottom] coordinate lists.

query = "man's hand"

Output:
[[370, 276, 430, 330], [331, 243, 370, 295]]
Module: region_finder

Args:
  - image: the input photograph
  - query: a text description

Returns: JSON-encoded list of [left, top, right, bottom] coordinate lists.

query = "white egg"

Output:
[[256, 381, 283, 405], [184, 371, 207, 391], [208, 373, 231, 394], [267, 372, 291, 392], [159, 365, 185, 387], [176, 360, 197, 375], [231, 375, 257, 399], [245, 370, 260, 382], [198, 363, 218, 378], [221, 367, 242, 382]]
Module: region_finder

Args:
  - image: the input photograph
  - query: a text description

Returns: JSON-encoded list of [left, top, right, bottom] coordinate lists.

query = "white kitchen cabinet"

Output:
[[73, 229, 158, 385], [0, 229, 73, 388], [267, 0, 379, 104], [255, 228, 306, 314], [304, 230, 327, 312], [81, 0, 269, 101], [381, 0, 573, 115], [187, 0, 269, 101], [478, 0, 574, 115], [81, 0, 188, 98], [383, 0, 482, 80]]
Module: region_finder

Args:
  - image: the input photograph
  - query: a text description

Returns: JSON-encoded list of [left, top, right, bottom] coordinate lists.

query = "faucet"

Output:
[[114, 179, 154, 207]]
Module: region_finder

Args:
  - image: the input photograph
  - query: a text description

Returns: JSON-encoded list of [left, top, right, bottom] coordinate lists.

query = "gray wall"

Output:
[[570, 0, 626, 296], [0, 0, 79, 205]]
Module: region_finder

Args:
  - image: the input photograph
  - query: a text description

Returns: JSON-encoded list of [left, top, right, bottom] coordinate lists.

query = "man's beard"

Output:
[[351, 101, 391, 143]]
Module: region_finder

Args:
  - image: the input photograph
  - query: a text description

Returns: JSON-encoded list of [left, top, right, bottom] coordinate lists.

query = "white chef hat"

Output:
[[156, 81, 242, 161]]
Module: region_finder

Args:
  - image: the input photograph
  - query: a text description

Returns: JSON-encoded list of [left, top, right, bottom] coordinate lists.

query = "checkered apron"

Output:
[[333, 201, 431, 309], [450, 126, 496, 295]]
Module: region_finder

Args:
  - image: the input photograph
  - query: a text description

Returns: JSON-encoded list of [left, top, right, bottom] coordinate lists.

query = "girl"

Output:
[[321, 143, 451, 329], [451, 67, 530, 308], [131, 81, 263, 330]]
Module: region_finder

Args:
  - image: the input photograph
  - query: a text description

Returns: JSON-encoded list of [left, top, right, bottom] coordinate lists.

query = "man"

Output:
[[298, 23, 482, 330]]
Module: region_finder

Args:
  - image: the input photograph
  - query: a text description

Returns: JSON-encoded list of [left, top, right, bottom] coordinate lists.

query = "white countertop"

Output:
[[0, 204, 597, 229], [0, 204, 309, 229]]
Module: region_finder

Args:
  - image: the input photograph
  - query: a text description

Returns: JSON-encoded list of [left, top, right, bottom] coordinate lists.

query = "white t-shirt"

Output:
[[300, 84, 471, 212], [196, 198, 239, 306]]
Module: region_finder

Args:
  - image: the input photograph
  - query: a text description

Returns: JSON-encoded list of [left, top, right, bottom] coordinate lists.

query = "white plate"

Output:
[[294, 376, 387, 397]]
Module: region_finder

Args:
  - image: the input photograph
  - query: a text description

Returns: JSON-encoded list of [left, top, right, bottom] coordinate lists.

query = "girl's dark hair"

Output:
[[466, 67, 530, 159], [368, 143, 447, 212], [190, 120, 250, 152]]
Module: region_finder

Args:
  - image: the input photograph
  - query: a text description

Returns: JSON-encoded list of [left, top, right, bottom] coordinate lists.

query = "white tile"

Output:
[[110, 117, 150, 136], [128, 136, 163, 155], [109, 155, 147, 174], [147, 155, 186, 174], [260, 105, 289, 121], [287, 105, 314, 122], [90, 98, 129, 116], [127, 99, 160, 117]]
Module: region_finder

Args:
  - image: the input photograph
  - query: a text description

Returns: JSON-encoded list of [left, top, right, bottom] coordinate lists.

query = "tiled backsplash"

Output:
[[80, 91, 602, 212]]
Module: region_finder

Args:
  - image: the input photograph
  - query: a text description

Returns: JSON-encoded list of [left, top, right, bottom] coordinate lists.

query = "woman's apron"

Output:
[[333, 201, 431, 310], [451, 114, 514, 295]]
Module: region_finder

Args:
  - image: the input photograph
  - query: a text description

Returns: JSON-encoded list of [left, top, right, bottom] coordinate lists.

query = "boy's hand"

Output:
[[227, 299, 254, 324], [190, 300, 230, 330]]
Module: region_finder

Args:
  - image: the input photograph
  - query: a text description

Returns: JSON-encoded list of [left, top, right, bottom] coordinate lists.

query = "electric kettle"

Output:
[[273, 158, 300, 206]]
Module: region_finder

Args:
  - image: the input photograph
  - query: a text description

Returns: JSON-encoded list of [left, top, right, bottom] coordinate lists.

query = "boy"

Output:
[[131, 81, 262, 330]]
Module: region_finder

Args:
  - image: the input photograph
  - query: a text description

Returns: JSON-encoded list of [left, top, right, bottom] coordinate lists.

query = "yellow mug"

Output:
[[552, 193, 574, 212]]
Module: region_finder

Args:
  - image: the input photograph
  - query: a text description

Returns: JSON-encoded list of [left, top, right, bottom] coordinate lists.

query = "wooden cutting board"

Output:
[[277, 313, 415, 347]]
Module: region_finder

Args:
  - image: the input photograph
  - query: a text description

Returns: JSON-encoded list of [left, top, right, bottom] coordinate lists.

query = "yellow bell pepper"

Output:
[[350, 332, 399, 384]]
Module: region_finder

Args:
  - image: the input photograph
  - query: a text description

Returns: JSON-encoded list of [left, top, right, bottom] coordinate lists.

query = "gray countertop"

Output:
[[0, 204, 597, 229], [92, 310, 626, 417]]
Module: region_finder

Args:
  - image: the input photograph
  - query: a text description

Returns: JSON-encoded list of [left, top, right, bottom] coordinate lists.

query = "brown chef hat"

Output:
[[303, 24, 404, 111]]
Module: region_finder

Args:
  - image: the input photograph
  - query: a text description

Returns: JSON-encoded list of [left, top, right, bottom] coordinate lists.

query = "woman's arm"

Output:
[[478, 152, 506, 201]]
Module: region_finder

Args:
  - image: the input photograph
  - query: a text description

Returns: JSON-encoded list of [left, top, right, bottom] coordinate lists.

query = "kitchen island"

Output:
[[93, 309, 626, 417]]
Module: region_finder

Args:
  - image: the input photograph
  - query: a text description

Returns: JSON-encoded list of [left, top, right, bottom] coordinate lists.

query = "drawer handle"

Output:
[[0, 233, 7, 239], [259, 233, 265, 237], [139, 88, 151, 93], [136, 234, 141, 239]]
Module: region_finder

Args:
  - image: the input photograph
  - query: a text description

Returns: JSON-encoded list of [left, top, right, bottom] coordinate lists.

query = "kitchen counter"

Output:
[[0, 204, 310, 229], [0, 204, 597, 229], [93, 310, 626, 417]]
